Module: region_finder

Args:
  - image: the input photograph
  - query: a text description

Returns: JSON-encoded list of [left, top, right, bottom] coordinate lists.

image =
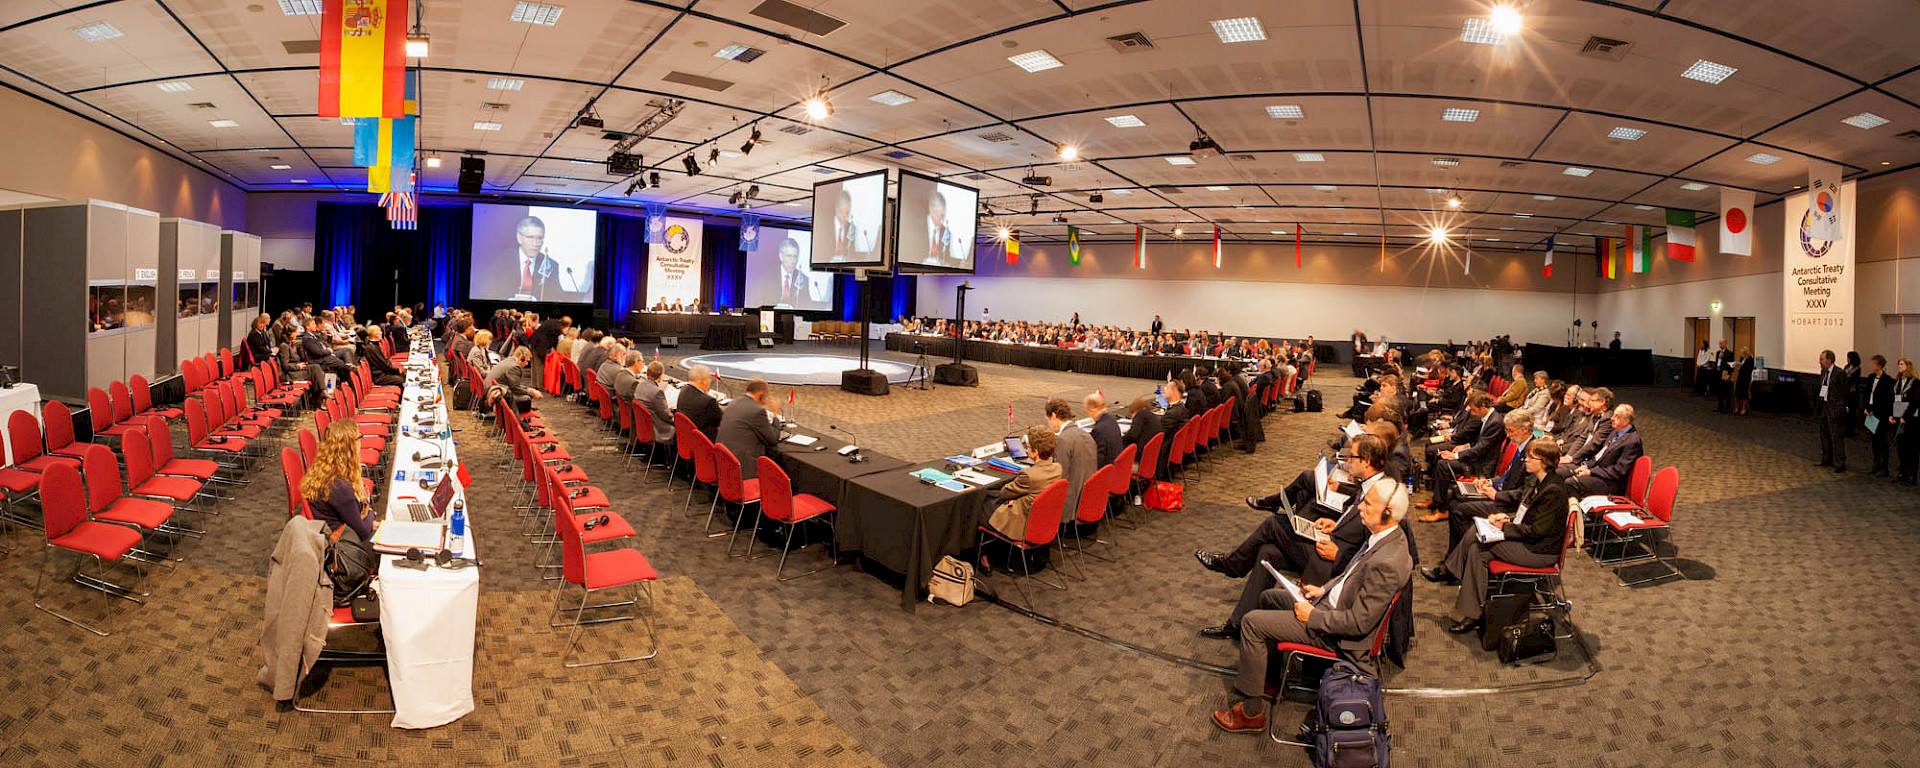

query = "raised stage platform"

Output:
[[679, 352, 923, 387]]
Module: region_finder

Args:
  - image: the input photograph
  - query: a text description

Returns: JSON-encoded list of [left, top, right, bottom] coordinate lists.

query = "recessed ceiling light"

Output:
[[719, 149, 743, 158], [510, 2, 564, 26], [1489, 6, 1524, 35], [1293, 153, 1324, 162], [1206, 185, 1231, 191], [70, 21, 123, 42], [1210, 17, 1266, 43], [1269, 230, 1289, 235], [1266, 105, 1304, 119], [869, 90, 914, 106], [1432, 157, 1460, 167], [1441, 108, 1479, 123], [473, 121, 503, 131], [1007, 50, 1063, 72], [1485, 237, 1502, 241], [1634, 205, 1655, 210], [152, 82, 197, 95], [278, 0, 322, 15], [487, 78, 525, 91], [1680, 59, 1737, 84], [1110, 188, 1133, 194], [289, 179, 308, 183], [1841, 112, 1890, 130], [1882, 161, 1892, 166], [1533, 194, 1557, 201], [1343, 232, 1358, 236], [1745, 152, 1781, 165], [1165, 156, 1196, 165], [714, 43, 752, 60], [1680, 181, 1710, 191], [1312, 185, 1337, 191], [1104, 115, 1146, 128], [269, 164, 291, 170], [1608, 126, 1647, 141], [425, 157, 442, 168], [1499, 227, 1514, 231], [1562, 167, 1592, 177], [1459, 18, 1509, 46], [1426, 188, 1447, 194], [1513, 212, 1533, 217], [208, 119, 238, 128]]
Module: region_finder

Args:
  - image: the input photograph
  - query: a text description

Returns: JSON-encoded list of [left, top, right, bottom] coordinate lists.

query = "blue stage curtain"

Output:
[[828, 273, 914, 322], [314, 202, 471, 311], [889, 273, 916, 321], [702, 223, 746, 311], [595, 212, 648, 320]]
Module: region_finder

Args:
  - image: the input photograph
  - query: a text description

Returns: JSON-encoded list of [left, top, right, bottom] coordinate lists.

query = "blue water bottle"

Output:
[[448, 500, 466, 557]]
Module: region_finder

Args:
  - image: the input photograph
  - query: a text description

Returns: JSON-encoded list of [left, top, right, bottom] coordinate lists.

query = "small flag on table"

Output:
[[1067, 226, 1081, 265], [1664, 208, 1696, 261], [1132, 226, 1147, 269], [320, 0, 410, 118], [788, 387, 795, 405], [1542, 237, 1555, 278]]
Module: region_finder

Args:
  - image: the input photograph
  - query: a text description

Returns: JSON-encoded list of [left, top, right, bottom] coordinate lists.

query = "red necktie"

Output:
[[520, 260, 533, 292]]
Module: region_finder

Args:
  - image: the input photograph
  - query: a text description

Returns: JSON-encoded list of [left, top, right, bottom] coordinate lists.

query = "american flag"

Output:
[[379, 191, 417, 230]]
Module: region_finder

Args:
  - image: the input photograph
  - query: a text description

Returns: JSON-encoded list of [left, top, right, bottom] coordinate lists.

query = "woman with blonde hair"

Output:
[[466, 329, 496, 372], [303, 420, 376, 541]]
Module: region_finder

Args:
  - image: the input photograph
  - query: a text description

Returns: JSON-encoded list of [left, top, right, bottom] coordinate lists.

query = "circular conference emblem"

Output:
[[1798, 210, 1832, 259], [665, 223, 691, 254]]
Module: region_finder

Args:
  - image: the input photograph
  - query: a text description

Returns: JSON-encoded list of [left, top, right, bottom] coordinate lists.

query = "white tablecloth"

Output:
[[0, 383, 42, 466], [377, 335, 479, 729]]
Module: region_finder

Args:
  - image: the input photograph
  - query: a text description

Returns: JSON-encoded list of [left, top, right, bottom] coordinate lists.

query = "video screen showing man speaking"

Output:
[[470, 204, 598, 303]]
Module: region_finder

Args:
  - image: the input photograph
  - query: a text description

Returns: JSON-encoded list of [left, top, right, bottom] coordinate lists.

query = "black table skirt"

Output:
[[773, 428, 910, 508], [886, 333, 1243, 380], [836, 459, 1012, 610], [701, 322, 751, 350]]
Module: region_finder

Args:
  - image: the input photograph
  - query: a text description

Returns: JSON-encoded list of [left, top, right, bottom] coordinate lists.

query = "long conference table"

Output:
[[375, 331, 479, 729], [627, 310, 758, 349], [885, 332, 1246, 380]]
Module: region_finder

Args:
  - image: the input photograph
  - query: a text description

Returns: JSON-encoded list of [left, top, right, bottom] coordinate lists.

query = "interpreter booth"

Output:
[[159, 217, 224, 370], [221, 230, 262, 351], [0, 200, 161, 401]]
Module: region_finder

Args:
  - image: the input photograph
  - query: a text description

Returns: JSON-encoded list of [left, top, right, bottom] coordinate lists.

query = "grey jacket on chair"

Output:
[[257, 516, 333, 702]]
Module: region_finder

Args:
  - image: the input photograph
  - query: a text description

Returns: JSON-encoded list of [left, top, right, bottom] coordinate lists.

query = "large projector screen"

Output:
[[469, 204, 598, 303], [810, 170, 888, 270], [743, 228, 832, 310], [894, 170, 978, 274]]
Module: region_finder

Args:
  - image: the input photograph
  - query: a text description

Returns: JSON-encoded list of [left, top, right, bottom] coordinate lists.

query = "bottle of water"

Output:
[[448, 500, 466, 557]]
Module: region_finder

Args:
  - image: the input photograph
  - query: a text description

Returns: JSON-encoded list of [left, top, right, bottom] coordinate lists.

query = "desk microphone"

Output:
[[829, 423, 866, 463]]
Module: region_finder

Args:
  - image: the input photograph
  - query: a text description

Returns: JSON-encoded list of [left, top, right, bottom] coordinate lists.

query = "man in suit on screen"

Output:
[[825, 190, 873, 263], [488, 216, 591, 302]]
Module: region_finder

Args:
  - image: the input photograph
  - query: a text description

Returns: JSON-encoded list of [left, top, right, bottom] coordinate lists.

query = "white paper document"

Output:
[[784, 433, 819, 446], [1260, 560, 1307, 605], [372, 521, 446, 554], [953, 468, 1000, 486], [1289, 514, 1332, 542], [1473, 517, 1505, 544], [1605, 510, 1645, 528]]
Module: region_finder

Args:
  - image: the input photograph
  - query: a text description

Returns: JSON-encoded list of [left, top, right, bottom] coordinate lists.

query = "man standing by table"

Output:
[[719, 378, 782, 479], [1047, 398, 1097, 520]]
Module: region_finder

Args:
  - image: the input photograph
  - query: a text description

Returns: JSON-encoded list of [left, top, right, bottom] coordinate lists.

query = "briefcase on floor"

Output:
[[1479, 583, 1537, 652]]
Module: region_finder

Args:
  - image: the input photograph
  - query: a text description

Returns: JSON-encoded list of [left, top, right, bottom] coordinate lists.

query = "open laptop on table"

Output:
[[405, 475, 456, 523]]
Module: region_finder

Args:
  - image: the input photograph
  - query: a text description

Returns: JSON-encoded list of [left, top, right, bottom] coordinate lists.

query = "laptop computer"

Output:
[[1455, 477, 1488, 499], [1003, 435, 1032, 464], [406, 475, 456, 523]]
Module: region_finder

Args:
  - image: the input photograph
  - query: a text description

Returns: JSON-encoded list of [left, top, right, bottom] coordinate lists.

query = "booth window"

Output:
[[124, 284, 158, 329], [89, 283, 125, 333]]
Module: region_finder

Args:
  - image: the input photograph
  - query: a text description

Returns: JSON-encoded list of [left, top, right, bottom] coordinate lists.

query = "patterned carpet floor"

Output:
[[0, 341, 1914, 767]]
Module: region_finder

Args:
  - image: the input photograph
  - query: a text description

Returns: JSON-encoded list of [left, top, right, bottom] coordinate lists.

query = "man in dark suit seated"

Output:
[[1419, 393, 1502, 517], [1559, 387, 1616, 466], [1157, 380, 1191, 479], [299, 319, 353, 377], [1210, 473, 1414, 733], [1443, 411, 1534, 547], [676, 364, 724, 439], [358, 326, 405, 387], [1423, 389, 1485, 479], [717, 377, 781, 480], [1567, 404, 1642, 497], [1083, 392, 1123, 468], [1424, 439, 1570, 635], [1197, 435, 1397, 641], [1122, 395, 1162, 455]]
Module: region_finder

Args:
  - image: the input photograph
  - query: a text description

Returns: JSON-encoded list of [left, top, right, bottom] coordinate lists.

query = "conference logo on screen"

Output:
[[666, 223, 691, 254], [1798, 210, 1832, 258]]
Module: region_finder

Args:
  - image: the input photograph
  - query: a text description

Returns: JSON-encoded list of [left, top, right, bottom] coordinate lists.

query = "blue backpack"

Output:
[[1310, 660, 1389, 768]]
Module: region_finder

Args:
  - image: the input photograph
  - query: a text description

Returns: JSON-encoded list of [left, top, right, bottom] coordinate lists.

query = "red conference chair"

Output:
[[537, 465, 634, 578], [80, 443, 190, 565], [668, 412, 698, 490], [1060, 463, 1121, 576], [32, 461, 145, 636], [1489, 505, 1583, 633], [309, 411, 380, 472], [296, 428, 376, 498], [975, 478, 1068, 606], [1108, 442, 1141, 529], [681, 429, 718, 517], [1581, 454, 1654, 545], [43, 400, 90, 461], [1266, 588, 1404, 746], [1595, 466, 1683, 586], [1134, 432, 1164, 503], [623, 399, 660, 477], [744, 456, 836, 581], [87, 387, 137, 446], [280, 447, 311, 519], [108, 381, 138, 433], [710, 443, 760, 545], [547, 491, 659, 668], [123, 426, 207, 517], [10, 409, 81, 474], [128, 375, 183, 421]]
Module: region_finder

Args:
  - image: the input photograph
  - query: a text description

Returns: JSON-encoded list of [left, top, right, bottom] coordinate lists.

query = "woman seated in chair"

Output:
[[1421, 438, 1569, 635], [980, 427, 1060, 569], [304, 420, 378, 542]]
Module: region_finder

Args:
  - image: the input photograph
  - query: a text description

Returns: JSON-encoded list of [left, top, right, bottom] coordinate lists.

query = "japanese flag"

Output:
[[1719, 188, 1754, 256]]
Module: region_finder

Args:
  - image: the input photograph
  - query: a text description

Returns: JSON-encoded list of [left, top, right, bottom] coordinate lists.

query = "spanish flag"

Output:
[[320, 0, 408, 119]]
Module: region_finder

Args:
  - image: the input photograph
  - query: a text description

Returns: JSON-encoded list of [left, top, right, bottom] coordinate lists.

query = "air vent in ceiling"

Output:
[[964, 173, 989, 181], [662, 71, 735, 92], [1578, 35, 1632, 62], [1230, 154, 1256, 161], [1894, 129, 1920, 142], [479, 102, 509, 111], [187, 102, 216, 110], [778, 124, 812, 135], [883, 150, 912, 159], [728, 46, 767, 63], [811, 167, 839, 174], [1499, 160, 1525, 168], [749, 0, 846, 36], [1105, 32, 1155, 53], [1151, 185, 1184, 194], [978, 131, 1015, 143], [282, 39, 320, 55]]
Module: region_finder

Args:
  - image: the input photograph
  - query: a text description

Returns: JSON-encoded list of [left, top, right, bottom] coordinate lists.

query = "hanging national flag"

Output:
[[1624, 225, 1652, 273], [1719, 188, 1754, 256], [320, 0, 409, 119], [788, 387, 795, 405], [1601, 238, 1620, 279], [1463, 247, 1471, 276], [644, 204, 667, 244], [1211, 225, 1222, 268], [739, 214, 760, 250], [1664, 208, 1697, 261], [1294, 224, 1303, 268], [1807, 160, 1844, 242], [1067, 226, 1081, 265], [1542, 236, 1555, 278], [378, 191, 416, 230], [1132, 226, 1147, 269], [1005, 231, 1019, 265], [359, 117, 416, 192]]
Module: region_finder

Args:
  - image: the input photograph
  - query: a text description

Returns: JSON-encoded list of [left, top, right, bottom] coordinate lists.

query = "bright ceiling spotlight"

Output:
[[1057, 144, 1078, 161], [1428, 226, 1449, 242], [996, 226, 1012, 240], [804, 95, 832, 121], [1489, 5, 1523, 37], [1446, 196, 1463, 209]]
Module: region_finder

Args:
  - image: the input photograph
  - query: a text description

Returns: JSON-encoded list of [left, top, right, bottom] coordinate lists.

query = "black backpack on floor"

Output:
[[1308, 660, 1390, 768], [1306, 389, 1324, 412]]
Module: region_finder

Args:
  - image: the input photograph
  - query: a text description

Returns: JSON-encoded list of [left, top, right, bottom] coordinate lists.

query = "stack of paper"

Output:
[[1473, 517, 1505, 544], [1605, 511, 1646, 528], [371, 521, 446, 554], [784, 434, 819, 446]]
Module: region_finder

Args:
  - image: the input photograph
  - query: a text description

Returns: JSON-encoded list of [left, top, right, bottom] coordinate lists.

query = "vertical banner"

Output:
[[1625, 225, 1652, 273], [644, 217, 704, 308], [1132, 226, 1147, 269], [319, 0, 408, 118], [738, 213, 760, 251], [1807, 160, 1844, 242], [644, 204, 667, 244], [1294, 224, 1302, 268], [1783, 181, 1856, 372], [1067, 226, 1081, 265], [1005, 231, 1019, 265], [1720, 188, 1755, 256], [1542, 236, 1555, 278]]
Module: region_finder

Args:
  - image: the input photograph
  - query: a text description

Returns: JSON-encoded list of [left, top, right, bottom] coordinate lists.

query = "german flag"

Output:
[[320, 0, 408, 119]]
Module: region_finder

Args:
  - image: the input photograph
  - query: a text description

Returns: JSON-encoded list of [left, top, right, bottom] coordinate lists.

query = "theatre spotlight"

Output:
[[741, 127, 761, 155], [682, 154, 701, 176], [649, 171, 661, 188]]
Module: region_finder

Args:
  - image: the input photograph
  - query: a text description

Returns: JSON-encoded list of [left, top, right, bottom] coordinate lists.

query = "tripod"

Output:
[[908, 344, 934, 390]]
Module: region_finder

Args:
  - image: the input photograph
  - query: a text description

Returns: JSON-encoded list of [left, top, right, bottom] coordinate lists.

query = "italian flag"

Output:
[[1665, 208, 1697, 261], [1625, 225, 1654, 273], [1133, 226, 1148, 269]]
